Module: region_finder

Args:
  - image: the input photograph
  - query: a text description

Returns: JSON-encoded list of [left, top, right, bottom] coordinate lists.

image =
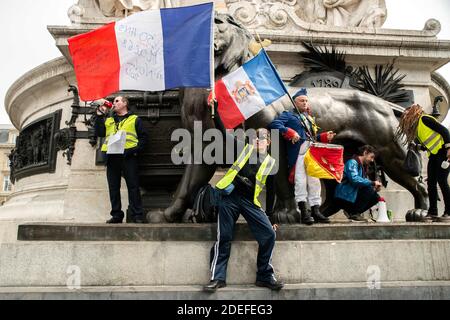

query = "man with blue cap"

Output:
[[269, 88, 336, 224]]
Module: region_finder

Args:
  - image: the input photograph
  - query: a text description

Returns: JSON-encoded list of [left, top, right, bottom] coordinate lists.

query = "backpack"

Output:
[[187, 184, 218, 223], [403, 143, 422, 177]]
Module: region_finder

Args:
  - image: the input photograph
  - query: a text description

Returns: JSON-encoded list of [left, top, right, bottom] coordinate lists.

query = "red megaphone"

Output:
[[103, 101, 113, 109]]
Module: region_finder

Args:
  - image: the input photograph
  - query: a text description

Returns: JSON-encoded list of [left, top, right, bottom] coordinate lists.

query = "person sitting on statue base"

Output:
[[322, 145, 383, 221]]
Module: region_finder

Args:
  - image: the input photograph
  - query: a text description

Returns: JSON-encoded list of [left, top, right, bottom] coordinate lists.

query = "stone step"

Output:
[[17, 222, 450, 241], [1, 239, 449, 287], [1, 281, 449, 300]]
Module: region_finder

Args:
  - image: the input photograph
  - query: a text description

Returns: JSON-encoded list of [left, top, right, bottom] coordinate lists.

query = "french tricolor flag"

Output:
[[215, 50, 288, 129], [68, 3, 213, 101]]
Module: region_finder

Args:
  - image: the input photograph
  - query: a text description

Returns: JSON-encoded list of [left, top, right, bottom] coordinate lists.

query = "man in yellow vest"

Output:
[[95, 96, 148, 223], [204, 102, 283, 292], [397, 104, 450, 222]]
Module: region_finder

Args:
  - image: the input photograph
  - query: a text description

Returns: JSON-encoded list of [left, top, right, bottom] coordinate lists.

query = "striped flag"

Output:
[[214, 50, 288, 129], [68, 3, 214, 101]]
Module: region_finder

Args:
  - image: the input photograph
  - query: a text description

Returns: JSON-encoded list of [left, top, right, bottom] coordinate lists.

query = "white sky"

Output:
[[1, 0, 450, 125]]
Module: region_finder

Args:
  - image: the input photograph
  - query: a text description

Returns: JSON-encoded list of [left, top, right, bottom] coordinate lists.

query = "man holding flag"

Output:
[[204, 102, 284, 293], [269, 88, 336, 224], [205, 48, 291, 292]]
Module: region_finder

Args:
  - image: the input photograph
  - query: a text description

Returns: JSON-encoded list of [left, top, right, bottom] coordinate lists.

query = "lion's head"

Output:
[[214, 13, 253, 79]]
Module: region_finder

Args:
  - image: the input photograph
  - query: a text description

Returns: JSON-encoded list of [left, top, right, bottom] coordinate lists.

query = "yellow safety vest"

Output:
[[216, 144, 276, 207], [417, 115, 444, 156], [101, 114, 139, 152]]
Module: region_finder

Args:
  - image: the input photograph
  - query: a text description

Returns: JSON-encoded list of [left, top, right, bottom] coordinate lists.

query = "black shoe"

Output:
[[311, 205, 330, 223], [255, 278, 284, 291], [203, 280, 226, 293], [106, 217, 123, 224], [298, 202, 314, 225], [130, 216, 146, 224]]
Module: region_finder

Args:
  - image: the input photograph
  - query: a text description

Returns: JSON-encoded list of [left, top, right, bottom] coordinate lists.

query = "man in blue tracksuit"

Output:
[[322, 145, 382, 220], [203, 102, 283, 293]]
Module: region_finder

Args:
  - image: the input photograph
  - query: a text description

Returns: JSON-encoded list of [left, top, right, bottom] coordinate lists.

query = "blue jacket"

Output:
[[268, 111, 321, 169], [334, 158, 373, 203]]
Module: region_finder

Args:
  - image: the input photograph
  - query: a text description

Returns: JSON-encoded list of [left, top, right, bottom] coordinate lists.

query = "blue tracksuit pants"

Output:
[[209, 190, 276, 282]]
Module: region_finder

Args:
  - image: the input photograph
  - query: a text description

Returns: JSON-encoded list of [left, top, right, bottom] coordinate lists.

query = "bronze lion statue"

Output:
[[151, 13, 428, 223]]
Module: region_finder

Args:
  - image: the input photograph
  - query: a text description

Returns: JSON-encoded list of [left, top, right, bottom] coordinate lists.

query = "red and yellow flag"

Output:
[[304, 143, 344, 182]]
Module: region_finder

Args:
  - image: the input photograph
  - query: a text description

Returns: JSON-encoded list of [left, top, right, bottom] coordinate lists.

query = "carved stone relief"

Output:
[[320, 0, 387, 27], [70, 0, 387, 30], [9, 110, 62, 183], [226, 0, 386, 30], [96, 0, 176, 17], [94, 0, 219, 17]]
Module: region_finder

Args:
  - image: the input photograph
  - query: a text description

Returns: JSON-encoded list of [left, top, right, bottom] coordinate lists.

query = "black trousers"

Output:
[[106, 154, 144, 219], [323, 186, 379, 217], [427, 148, 450, 215]]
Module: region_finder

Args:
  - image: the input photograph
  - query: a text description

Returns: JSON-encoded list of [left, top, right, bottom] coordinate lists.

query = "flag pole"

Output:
[[255, 32, 264, 52], [254, 32, 301, 115], [210, 1, 215, 119], [255, 31, 313, 139]]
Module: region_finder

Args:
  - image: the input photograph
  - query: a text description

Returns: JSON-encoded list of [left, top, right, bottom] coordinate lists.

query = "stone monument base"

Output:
[[0, 223, 449, 299], [1, 281, 449, 300]]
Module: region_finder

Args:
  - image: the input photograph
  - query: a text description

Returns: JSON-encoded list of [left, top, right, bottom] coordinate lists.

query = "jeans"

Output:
[[323, 186, 379, 217]]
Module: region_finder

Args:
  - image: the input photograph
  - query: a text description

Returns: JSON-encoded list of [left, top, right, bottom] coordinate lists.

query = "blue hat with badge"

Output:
[[292, 88, 308, 99]]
